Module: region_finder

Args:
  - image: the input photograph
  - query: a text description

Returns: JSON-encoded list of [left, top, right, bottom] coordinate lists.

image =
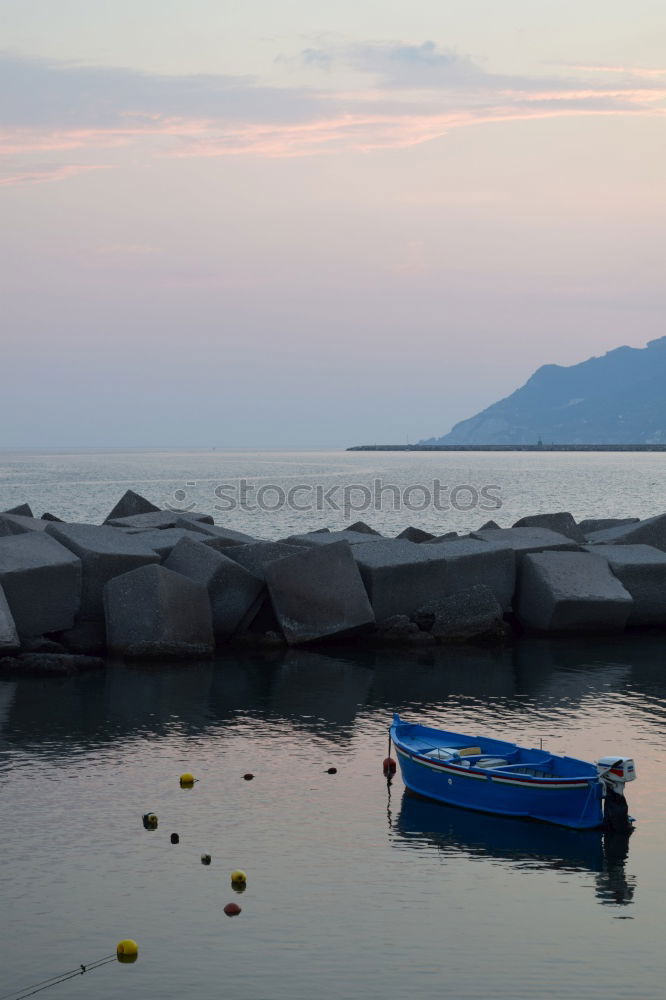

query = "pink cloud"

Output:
[[1, 51, 665, 182], [0, 163, 111, 186]]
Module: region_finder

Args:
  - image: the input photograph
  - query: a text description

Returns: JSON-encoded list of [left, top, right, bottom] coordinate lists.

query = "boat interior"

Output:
[[396, 723, 596, 778]]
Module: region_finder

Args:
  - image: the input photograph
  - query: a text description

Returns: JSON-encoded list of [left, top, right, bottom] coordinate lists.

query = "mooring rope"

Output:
[[0, 954, 117, 1000]]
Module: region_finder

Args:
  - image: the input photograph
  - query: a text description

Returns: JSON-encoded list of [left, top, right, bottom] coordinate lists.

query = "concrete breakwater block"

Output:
[[346, 521, 381, 535], [472, 526, 581, 564], [46, 523, 160, 620], [0, 514, 51, 536], [583, 543, 666, 626], [225, 542, 304, 579], [285, 530, 385, 548], [1, 504, 33, 517], [0, 533, 82, 637], [512, 512, 585, 543], [176, 519, 258, 546], [396, 526, 436, 543], [164, 537, 264, 636], [585, 513, 666, 551], [352, 538, 515, 621], [412, 584, 508, 642], [578, 517, 638, 536], [516, 551, 633, 633], [104, 564, 215, 658], [55, 619, 107, 654], [103, 489, 161, 523], [131, 527, 206, 561], [0, 585, 20, 652], [106, 511, 214, 530], [265, 541, 375, 645]]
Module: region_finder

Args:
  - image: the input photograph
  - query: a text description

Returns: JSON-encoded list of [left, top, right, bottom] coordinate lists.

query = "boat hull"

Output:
[[392, 737, 604, 830]]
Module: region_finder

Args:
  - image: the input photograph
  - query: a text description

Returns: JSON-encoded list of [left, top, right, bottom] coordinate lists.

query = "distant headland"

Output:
[[399, 336, 666, 448]]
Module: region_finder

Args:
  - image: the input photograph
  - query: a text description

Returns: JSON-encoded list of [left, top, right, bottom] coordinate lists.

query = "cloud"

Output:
[[0, 162, 110, 186], [1, 46, 665, 185]]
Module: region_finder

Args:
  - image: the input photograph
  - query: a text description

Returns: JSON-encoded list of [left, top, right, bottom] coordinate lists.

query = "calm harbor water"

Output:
[[1, 450, 666, 999], [2, 637, 666, 1000]]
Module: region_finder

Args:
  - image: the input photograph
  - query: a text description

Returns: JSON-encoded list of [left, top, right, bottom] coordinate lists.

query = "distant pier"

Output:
[[347, 444, 666, 452]]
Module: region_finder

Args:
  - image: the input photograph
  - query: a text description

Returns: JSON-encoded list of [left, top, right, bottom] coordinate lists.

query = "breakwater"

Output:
[[1, 493, 665, 672], [347, 444, 666, 451]]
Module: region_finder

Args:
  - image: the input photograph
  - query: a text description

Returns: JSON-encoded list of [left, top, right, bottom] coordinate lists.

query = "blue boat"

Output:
[[389, 713, 636, 830]]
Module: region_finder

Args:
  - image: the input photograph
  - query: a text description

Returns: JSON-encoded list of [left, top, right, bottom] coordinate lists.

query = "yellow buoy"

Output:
[[180, 772, 195, 787], [142, 813, 158, 830], [230, 869, 247, 885], [117, 940, 138, 963]]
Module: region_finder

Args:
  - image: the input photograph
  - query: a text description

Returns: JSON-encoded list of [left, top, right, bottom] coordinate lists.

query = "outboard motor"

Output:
[[596, 757, 636, 833]]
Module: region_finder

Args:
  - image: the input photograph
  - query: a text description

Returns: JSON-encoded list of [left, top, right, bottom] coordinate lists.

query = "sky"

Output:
[[1, 0, 665, 448]]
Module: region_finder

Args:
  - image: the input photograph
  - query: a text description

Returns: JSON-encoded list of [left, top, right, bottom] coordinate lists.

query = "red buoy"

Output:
[[224, 903, 241, 917], [383, 757, 397, 775]]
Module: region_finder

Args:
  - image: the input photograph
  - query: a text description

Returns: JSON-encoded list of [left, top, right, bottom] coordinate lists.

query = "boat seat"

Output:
[[424, 747, 459, 761], [474, 756, 510, 769]]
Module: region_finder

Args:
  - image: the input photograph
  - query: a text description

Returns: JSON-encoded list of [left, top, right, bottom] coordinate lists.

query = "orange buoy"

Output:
[[383, 757, 397, 775], [224, 903, 241, 917]]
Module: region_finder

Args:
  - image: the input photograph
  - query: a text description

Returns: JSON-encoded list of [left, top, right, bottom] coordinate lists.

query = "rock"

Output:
[[130, 527, 207, 560], [478, 520, 501, 531], [104, 564, 215, 658], [582, 543, 666, 626], [472, 526, 581, 564], [578, 517, 639, 536], [374, 615, 435, 645], [346, 521, 381, 535], [20, 636, 66, 654], [198, 536, 252, 555], [46, 523, 160, 621], [396, 526, 435, 543], [0, 653, 104, 676], [105, 511, 214, 530], [284, 530, 385, 548], [175, 519, 257, 545], [235, 593, 280, 635], [352, 537, 515, 621], [264, 541, 375, 645], [0, 585, 19, 653], [103, 489, 161, 523], [225, 542, 305, 580], [412, 585, 508, 643], [512, 512, 585, 543], [2, 504, 33, 517], [0, 514, 51, 536], [585, 513, 666, 551], [0, 533, 81, 637], [41, 512, 64, 522], [164, 537, 264, 637], [55, 620, 107, 654], [515, 551, 633, 633]]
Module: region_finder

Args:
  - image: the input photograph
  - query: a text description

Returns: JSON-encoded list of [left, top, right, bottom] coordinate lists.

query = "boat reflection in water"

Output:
[[394, 791, 635, 907]]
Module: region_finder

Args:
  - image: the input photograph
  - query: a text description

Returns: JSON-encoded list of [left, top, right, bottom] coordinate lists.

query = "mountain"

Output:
[[422, 337, 666, 445]]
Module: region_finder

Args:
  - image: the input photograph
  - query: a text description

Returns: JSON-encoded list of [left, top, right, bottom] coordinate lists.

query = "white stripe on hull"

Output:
[[396, 745, 593, 791]]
